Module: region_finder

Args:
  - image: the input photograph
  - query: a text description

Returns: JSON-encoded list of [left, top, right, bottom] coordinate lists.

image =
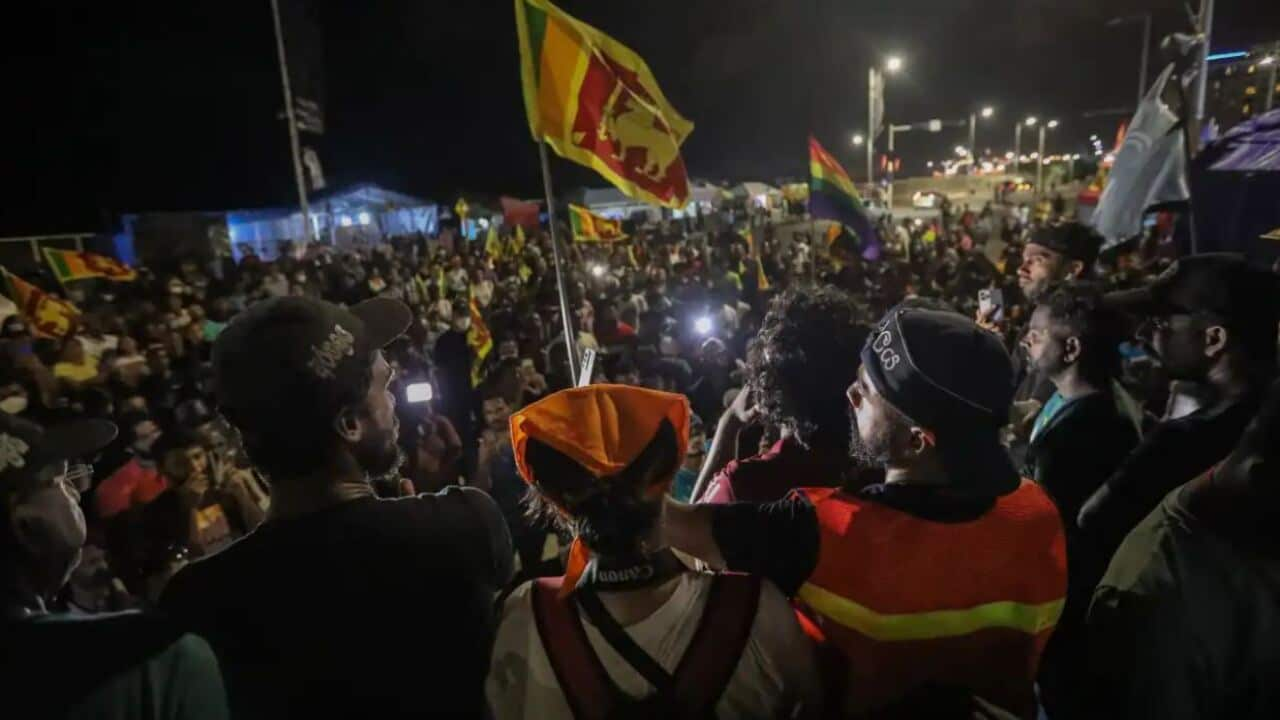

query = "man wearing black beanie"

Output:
[[663, 304, 1067, 717]]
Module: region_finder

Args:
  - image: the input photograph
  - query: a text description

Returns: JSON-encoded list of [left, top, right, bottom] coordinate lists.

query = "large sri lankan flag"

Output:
[[515, 0, 692, 208], [568, 204, 627, 242], [808, 136, 878, 248], [44, 248, 137, 282]]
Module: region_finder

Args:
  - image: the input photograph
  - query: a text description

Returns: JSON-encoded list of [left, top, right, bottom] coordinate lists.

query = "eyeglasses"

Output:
[[36, 461, 94, 493]]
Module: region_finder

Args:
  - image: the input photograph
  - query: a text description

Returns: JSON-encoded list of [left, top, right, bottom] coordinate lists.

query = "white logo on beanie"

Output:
[[0, 433, 30, 472], [308, 324, 356, 379], [873, 330, 901, 371]]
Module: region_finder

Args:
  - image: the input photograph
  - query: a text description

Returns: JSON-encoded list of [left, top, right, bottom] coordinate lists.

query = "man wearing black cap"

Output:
[[0, 414, 228, 718], [1078, 254, 1279, 560], [1085, 379, 1280, 718], [159, 296, 513, 719], [663, 305, 1067, 717]]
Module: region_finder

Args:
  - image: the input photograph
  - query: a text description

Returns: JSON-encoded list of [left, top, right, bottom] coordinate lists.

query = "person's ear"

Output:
[[1066, 259, 1085, 279], [334, 409, 362, 443], [1204, 325, 1229, 359], [907, 427, 936, 455], [1063, 336, 1082, 365]]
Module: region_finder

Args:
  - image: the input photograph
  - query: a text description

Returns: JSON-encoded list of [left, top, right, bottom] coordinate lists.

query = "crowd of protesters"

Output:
[[2, 192, 1278, 719]]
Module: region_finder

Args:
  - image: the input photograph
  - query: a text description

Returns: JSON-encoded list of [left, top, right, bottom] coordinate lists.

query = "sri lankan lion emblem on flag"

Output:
[[517, 0, 692, 209]]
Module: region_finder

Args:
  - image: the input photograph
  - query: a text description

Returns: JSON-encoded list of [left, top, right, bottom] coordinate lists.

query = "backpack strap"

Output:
[[531, 577, 615, 720], [673, 573, 763, 717]]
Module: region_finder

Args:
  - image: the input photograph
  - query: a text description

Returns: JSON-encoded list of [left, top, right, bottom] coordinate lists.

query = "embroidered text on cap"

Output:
[[308, 324, 356, 379]]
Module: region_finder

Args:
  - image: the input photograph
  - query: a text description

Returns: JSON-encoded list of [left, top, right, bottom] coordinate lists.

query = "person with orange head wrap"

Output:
[[487, 384, 820, 720]]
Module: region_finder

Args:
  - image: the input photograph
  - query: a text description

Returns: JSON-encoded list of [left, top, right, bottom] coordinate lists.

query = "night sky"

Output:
[[4, 0, 1278, 236]]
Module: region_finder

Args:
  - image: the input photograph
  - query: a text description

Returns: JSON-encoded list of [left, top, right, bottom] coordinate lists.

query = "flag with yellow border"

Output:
[[1, 268, 81, 338], [569, 204, 627, 243], [43, 248, 137, 282], [515, 0, 693, 208]]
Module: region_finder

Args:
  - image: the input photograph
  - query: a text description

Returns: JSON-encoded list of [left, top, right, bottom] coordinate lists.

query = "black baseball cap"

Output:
[[212, 296, 411, 426], [1028, 222, 1103, 267], [1104, 253, 1280, 323], [862, 305, 1019, 495], [0, 413, 117, 488]]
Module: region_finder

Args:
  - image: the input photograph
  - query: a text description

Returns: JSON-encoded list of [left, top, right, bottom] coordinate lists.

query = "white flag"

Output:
[[1092, 64, 1190, 248]]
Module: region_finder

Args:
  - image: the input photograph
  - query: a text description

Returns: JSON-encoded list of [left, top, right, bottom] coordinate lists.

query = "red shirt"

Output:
[[700, 435, 851, 504], [95, 458, 169, 519]]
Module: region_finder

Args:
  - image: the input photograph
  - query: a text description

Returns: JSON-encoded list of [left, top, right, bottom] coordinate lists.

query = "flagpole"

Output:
[[538, 141, 581, 381], [269, 0, 314, 251]]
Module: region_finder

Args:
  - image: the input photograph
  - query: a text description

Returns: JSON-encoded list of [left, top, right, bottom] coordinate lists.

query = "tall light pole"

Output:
[[1107, 13, 1153, 108], [1036, 119, 1058, 199], [969, 105, 995, 164], [1015, 116, 1037, 175], [269, 0, 314, 247], [867, 55, 903, 187], [1193, 0, 1216, 127]]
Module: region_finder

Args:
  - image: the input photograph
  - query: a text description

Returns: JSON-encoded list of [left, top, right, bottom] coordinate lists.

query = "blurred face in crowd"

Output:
[[61, 338, 85, 365], [1018, 243, 1066, 302], [482, 396, 511, 434], [846, 366, 918, 468], [1022, 305, 1077, 378], [9, 460, 89, 591], [147, 347, 170, 375], [132, 419, 162, 456], [1142, 313, 1222, 381], [348, 351, 401, 477], [119, 336, 138, 356]]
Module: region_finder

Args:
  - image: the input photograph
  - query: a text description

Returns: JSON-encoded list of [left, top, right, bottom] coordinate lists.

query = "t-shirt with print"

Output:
[[160, 487, 513, 720]]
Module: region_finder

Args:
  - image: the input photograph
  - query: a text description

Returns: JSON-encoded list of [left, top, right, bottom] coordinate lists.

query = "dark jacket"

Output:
[[1025, 389, 1141, 720]]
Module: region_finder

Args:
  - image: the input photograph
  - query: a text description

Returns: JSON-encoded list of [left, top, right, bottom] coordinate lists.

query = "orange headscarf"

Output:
[[509, 384, 691, 595]]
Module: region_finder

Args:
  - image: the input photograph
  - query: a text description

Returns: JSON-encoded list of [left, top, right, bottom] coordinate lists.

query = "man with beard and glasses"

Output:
[[159, 297, 513, 719], [661, 305, 1066, 717], [1078, 255, 1279, 564]]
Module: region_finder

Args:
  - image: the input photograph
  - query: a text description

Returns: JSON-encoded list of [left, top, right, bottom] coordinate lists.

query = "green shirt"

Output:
[[1086, 487, 1280, 719], [1, 611, 229, 720], [1030, 391, 1067, 443]]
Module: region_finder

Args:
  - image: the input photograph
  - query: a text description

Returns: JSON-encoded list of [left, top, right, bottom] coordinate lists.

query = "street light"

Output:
[[852, 133, 865, 146], [1107, 13, 1153, 108], [868, 55, 904, 185], [1014, 117, 1039, 174], [1036, 120, 1058, 198], [969, 105, 995, 164]]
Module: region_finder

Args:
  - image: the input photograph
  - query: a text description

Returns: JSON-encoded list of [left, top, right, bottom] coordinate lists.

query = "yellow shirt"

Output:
[[54, 359, 99, 383]]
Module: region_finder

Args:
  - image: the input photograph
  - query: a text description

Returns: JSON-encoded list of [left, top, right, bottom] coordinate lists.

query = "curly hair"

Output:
[[746, 286, 870, 447], [1040, 282, 1125, 387]]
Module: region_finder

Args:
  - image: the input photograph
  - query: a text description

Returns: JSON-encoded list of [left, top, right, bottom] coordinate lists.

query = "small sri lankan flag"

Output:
[[808, 136, 877, 248], [569, 204, 627, 243], [515, 0, 693, 208], [44, 248, 137, 283], [1, 267, 81, 338]]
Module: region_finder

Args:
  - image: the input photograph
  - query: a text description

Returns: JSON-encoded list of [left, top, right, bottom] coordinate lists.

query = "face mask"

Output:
[[0, 395, 29, 414]]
